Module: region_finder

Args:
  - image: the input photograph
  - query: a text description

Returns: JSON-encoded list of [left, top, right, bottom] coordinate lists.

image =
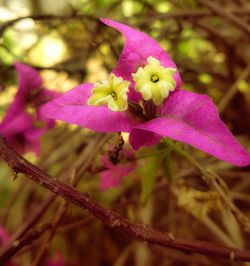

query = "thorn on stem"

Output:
[[167, 232, 175, 241], [230, 251, 235, 261], [13, 240, 20, 247], [12, 170, 19, 181]]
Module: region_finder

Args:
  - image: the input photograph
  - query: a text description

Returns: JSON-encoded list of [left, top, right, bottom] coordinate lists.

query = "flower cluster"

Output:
[[0, 62, 59, 155], [42, 18, 250, 167], [87, 55, 177, 111]]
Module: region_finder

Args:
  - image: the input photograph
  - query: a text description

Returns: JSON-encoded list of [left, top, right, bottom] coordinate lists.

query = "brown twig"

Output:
[[8, 194, 56, 242], [164, 139, 250, 233], [30, 134, 110, 265], [1, 136, 250, 263], [0, 223, 51, 263], [137, 8, 250, 26], [0, 216, 93, 262], [0, 133, 109, 263], [0, 14, 97, 36], [196, 0, 250, 35], [218, 64, 250, 114], [31, 201, 68, 266], [1, 8, 250, 37]]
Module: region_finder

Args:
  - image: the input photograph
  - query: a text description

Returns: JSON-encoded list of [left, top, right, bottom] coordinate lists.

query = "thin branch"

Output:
[[218, 64, 250, 114], [6, 63, 86, 75], [137, 8, 250, 26], [0, 224, 51, 262], [1, 9, 250, 36], [196, 0, 250, 36], [31, 201, 68, 266], [193, 21, 247, 67], [164, 138, 250, 233], [1, 136, 250, 263], [10, 194, 56, 242], [0, 14, 97, 36]]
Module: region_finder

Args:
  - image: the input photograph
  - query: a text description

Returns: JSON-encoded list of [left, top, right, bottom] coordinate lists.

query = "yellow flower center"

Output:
[[87, 74, 130, 112], [132, 56, 177, 105], [151, 75, 159, 83]]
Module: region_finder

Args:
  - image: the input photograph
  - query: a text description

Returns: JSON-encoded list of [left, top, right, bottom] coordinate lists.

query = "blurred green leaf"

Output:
[[140, 156, 159, 205]]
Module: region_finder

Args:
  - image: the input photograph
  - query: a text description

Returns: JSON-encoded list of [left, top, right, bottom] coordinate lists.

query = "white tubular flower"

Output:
[[132, 56, 177, 105], [87, 74, 130, 112]]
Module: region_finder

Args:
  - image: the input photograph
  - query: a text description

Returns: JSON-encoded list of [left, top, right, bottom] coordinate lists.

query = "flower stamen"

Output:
[[88, 74, 130, 112], [151, 75, 159, 83], [111, 91, 117, 100], [133, 56, 177, 105]]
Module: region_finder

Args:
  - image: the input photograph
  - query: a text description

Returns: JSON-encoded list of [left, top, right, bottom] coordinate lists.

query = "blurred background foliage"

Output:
[[0, 0, 250, 265]]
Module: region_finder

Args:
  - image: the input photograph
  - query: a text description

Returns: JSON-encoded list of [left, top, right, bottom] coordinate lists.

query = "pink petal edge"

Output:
[[14, 62, 43, 96], [129, 90, 250, 167], [41, 83, 134, 133], [100, 18, 182, 102]]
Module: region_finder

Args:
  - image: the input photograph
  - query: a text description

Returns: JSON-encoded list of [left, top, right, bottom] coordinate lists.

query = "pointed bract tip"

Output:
[[100, 18, 111, 25]]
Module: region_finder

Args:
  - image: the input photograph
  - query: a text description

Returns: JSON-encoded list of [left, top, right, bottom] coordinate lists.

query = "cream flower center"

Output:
[[151, 75, 159, 83], [132, 56, 177, 105], [87, 74, 130, 112]]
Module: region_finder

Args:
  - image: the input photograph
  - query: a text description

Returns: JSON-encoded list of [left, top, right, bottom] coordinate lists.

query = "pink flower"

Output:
[[42, 18, 250, 167], [0, 62, 59, 155], [100, 151, 135, 190]]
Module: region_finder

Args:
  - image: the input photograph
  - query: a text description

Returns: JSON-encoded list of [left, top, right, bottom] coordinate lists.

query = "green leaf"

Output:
[[140, 157, 159, 205], [162, 148, 173, 181]]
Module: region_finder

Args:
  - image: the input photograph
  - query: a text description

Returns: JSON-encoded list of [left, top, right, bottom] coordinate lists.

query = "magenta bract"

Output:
[[0, 62, 59, 154], [101, 18, 182, 102], [100, 152, 135, 190], [41, 18, 250, 166]]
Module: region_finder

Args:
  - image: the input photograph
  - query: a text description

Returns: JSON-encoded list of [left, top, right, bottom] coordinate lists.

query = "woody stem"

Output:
[[1, 136, 250, 263]]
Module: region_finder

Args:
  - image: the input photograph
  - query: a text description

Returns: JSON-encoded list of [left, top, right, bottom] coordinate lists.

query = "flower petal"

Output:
[[129, 131, 162, 150], [100, 163, 135, 190], [0, 111, 41, 154], [14, 62, 43, 96], [0, 111, 33, 136], [129, 90, 250, 166], [100, 169, 122, 190], [37, 88, 61, 104], [100, 18, 182, 101], [0, 63, 57, 155], [0, 98, 25, 129], [41, 83, 134, 132], [24, 127, 46, 141], [36, 89, 60, 128], [1, 62, 43, 128], [0, 225, 10, 244], [24, 138, 40, 155]]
